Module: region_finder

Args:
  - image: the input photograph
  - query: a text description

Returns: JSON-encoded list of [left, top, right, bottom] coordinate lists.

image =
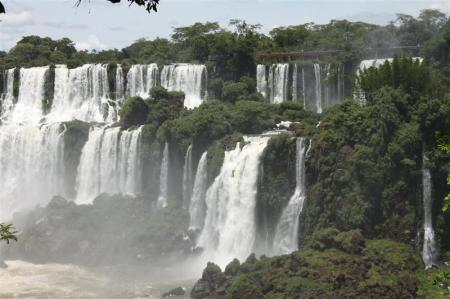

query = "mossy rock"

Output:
[[334, 229, 366, 254], [119, 96, 149, 129], [227, 275, 264, 299]]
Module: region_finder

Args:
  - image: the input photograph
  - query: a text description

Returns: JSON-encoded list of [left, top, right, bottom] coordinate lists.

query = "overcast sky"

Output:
[[0, 0, 448, 51]]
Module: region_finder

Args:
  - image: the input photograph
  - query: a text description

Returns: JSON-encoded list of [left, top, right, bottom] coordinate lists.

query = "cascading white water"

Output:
[[49, 64, 113, 123], [422, 151, 437, 269], [157, 142, 169, 208], [0, 123, 66, 220], [256, 64, 268, 99], [126, 64, 159, 99], [197, 136, 270, 266], [75, 126, 143, 204], [301, 67, 306, 109], [182, 145, 194, 209], [0, 67, 69, 220], [4, 66, 49, 124], [115, 64, 125, 101], [269, 64, 289, 104], [189, 151, 208, 230], [292, 64, 298, 101], [313, 64, 322, 114], [160, 64, 207, 109], [0, 68, 16, 121], [272, 137, 307, 255]]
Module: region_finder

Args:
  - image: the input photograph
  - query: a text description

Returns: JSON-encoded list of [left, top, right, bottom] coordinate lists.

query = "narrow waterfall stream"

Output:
[[189, 151, 208, 230], [272, 137, 307, 255], [182, 145, 194, 209], [157, 142, 170, 208], [422, 151, 437, 269]]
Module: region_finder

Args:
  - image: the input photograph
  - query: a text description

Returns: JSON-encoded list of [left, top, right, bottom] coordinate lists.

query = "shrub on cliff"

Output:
[[119, 96, 149, 129]]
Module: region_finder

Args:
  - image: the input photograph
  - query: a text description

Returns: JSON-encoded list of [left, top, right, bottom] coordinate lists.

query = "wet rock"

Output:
[[162, 286, 185, 297], [191, 262, 230, 299]]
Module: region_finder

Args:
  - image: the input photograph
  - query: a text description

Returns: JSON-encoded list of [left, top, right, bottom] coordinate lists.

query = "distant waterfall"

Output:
[[292, 64, 298, 101], [189, 151, 208, 230], [0, 123, 66, 220], [50, 64, 113, 123], [272, 137, 307, 255], [182, 145, 194, 209], [160, 64, 207, 109], [269, 64, 289, 104], [197, 136, 270, 266], [126, 64, 159, 98], [75, 126, 143, 204], [115, 64, 125, 100], [313, 64, 322, 114], [256, 65, 267, 98], [157, 142, 169, 208], [0, 68, 16, 121], [258, 63, 344, 112], [422, 151, 437, 268]]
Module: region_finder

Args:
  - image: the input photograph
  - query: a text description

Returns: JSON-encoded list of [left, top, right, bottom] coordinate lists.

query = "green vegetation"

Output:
[[0, 223, 17, 244], [193, 231, 436, 298], [119, 96, 150, 129]]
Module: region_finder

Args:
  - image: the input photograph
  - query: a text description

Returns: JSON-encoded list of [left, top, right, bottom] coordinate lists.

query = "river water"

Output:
[[0, 260, 193, 299]]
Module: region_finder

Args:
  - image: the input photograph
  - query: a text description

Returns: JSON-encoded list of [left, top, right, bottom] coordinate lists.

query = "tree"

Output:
[[437, 132, 450, 211], [0, 223, 17, 244]]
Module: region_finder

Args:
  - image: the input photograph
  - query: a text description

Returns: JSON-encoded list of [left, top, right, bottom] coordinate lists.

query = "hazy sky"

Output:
[[0, 0, 448, 51]]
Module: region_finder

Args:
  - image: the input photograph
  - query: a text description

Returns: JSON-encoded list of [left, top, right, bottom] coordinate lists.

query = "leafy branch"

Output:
[[74, 0, 160, 13], [0, 223, 18, 244]]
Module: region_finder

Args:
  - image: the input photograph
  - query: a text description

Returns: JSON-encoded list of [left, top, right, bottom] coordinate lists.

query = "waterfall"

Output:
[[257, 63, 345, 110], [0, 123, 66, 220], [3, 66, 48, 124], [126, 64, 159, 98], [49, 64, 113, 123], [292, 64, 298, 101], [302, 67, 306, 109], [313, 64, 322, 114], [269, 64, 289, 104], [189, 151, 208, 230], [115, 64, 125, 101], [272, 137, 307, 255], [323, 64, 331, 109], [160, 64, 207, 109], [0, 68, 15, 121], [197, 136, 270, 266], [256, 64, 267, 99], [182, 145, 194, 209], [75, 126, 143, 204], [422, 151, 437, 268], [157, 142, 169, 208]]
